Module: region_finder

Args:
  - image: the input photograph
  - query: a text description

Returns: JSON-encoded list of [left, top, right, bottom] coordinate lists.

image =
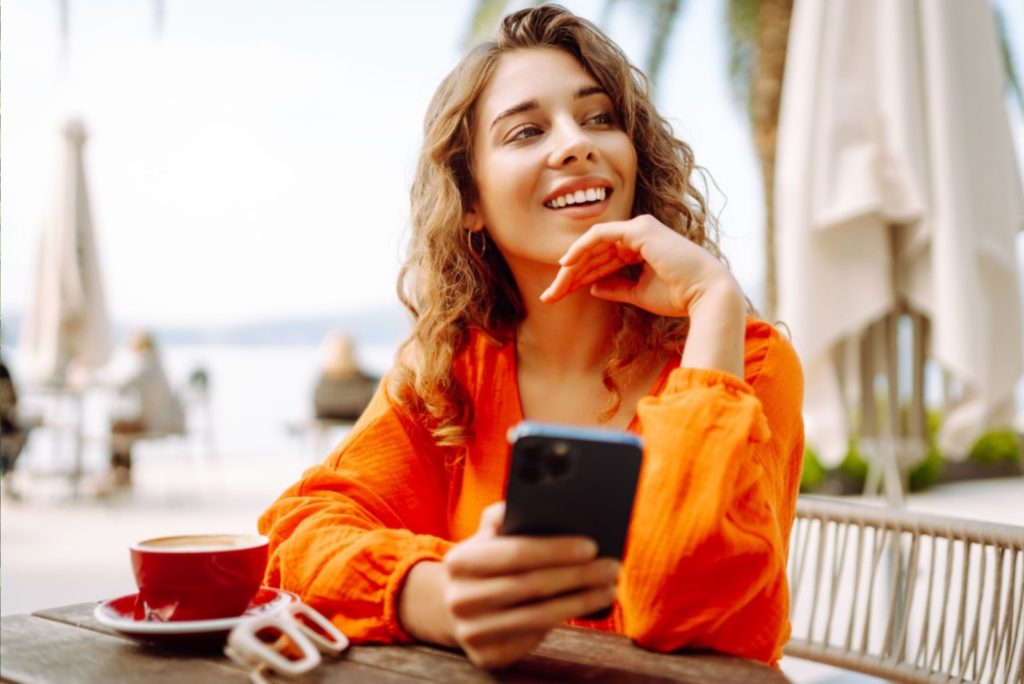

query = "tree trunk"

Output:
[[750, 0, 792, 320]]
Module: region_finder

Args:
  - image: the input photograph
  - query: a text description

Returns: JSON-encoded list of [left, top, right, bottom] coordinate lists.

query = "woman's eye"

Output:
[[509, 125, 543, 142], [586, 111, 614, 126]]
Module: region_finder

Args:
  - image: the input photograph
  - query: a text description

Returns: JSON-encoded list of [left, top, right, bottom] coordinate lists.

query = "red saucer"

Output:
[[94, 587, 298, 643]]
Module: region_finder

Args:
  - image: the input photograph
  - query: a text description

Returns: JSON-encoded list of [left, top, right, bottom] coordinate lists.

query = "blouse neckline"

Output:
[[504, 339, 675, 433]]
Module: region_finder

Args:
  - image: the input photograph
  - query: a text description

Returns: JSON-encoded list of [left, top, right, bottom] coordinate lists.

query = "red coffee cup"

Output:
[[130, 534, 269, 622]]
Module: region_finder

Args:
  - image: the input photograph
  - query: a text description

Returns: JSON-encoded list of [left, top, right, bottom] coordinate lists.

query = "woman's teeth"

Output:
[[545, 187, 607, 208]]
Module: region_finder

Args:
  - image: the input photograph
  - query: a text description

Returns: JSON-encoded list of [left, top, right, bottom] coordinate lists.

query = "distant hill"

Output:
[[154, 307, 410, 347], [0, 306, 410, 349]]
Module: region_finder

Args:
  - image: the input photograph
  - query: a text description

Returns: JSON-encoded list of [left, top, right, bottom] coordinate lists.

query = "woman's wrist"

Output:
[[397, 560, 457, 647], [679, 276, 747, 377]]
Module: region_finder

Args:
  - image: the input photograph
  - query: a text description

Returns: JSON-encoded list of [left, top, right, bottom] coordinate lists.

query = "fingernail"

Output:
[[576, 540, 598, 559]]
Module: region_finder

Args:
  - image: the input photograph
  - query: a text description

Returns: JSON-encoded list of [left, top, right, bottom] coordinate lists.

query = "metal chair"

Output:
[[116, 368, 218, 498], [785, 496, 1024, 683]]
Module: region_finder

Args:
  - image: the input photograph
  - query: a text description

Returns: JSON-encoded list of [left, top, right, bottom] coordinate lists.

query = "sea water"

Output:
[[10, 342, 398, 474]]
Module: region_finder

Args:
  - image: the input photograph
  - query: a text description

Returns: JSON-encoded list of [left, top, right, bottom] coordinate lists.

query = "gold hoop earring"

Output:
[[467, 230, 486, 257]]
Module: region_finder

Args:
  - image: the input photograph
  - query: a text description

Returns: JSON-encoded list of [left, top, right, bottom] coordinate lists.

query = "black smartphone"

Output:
[[501, 421, 644, 619]]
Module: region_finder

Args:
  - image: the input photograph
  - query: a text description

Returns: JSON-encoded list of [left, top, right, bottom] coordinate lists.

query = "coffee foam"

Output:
[[137, 534, 266, 552]]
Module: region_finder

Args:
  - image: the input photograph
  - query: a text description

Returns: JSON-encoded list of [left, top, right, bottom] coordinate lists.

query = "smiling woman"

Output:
[[258, 4, 804, 672]]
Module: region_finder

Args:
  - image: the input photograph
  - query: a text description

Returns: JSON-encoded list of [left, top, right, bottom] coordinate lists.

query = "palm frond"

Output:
[[462, 0, 512, 48], [994, 5, 1024, 113], [725, 0, 757, 114], [153, 0, 165, 37], [462, 0, 553, 48], [644, 0, 684, 88], [599, 0, 622, 28]]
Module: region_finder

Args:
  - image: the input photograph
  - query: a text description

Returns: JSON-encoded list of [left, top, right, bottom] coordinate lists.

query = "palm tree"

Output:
[[723, 0, 791, 319]]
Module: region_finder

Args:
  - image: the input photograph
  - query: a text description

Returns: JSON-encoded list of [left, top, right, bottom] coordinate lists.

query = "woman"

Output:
[[259, 5, 803, 669]]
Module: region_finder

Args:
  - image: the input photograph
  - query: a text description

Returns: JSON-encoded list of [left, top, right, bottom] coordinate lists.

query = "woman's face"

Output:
[[468, 48, 637, 278]]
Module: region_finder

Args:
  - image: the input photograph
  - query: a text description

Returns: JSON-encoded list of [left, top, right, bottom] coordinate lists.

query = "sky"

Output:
[[1, 0, 1022, 329]]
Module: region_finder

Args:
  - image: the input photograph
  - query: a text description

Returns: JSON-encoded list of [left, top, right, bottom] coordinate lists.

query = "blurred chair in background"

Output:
[[111, 363, 218, 503], [184, 366, 215, 459], [286, 331, 380, 460]]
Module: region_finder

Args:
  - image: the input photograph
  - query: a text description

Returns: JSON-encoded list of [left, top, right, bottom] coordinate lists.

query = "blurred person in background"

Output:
[[312, 331, 379, 423], [1, 353, 32, 500], [93, 330, 183, 493]]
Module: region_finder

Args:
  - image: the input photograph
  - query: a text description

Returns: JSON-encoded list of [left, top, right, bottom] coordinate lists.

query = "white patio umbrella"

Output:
[[775, 0, 1024, 487], [20, 119, 113, 384]]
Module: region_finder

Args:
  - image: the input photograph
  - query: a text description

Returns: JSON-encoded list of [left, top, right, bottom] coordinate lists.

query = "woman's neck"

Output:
[[515, 284, 620, 377]]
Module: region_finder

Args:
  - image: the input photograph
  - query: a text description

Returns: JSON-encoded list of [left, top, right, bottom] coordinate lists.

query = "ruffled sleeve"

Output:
[[618, 320, 804, 664], [258, 383, 454, 643]]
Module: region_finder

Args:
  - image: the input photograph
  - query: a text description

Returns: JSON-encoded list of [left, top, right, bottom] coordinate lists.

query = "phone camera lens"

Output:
[[519, 463, 543, 483], [522, 442, 544, 464], [544, 451, 570, 478]]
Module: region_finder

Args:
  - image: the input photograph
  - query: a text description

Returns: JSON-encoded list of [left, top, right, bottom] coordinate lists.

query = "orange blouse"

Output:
[[258, 319, 804, 664]]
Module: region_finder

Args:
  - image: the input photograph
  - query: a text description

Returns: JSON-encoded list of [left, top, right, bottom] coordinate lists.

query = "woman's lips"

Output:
[[544, 189, 613, 220]]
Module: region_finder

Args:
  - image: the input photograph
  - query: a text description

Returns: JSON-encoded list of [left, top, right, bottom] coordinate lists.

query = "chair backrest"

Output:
[[180, 366, 214, 453], [785, 496, 1024, 683]]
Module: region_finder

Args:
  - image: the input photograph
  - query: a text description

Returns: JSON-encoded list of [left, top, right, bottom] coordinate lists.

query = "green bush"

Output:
[[908, 410, 945, 491], [908, 444, 944, 491], [800, 446, 825, 492], [927, 409, 941, 438], [839, 437, 868, 482], [968, 429, 1021, 465], [799, 415, 1020, 494]]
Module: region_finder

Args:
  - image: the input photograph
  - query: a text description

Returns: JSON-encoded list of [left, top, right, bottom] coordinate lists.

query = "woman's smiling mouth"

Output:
[[544, 186, 610, 208]]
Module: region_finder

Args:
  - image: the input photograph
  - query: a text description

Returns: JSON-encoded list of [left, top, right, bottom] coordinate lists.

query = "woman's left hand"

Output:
[[539, 214, 738, 318]]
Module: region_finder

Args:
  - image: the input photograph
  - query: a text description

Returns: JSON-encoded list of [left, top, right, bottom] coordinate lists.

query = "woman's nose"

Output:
[[548, 121, 598, 167]]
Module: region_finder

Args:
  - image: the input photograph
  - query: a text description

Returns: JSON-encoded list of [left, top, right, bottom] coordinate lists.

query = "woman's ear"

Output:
[[463, 202, 485, 232]]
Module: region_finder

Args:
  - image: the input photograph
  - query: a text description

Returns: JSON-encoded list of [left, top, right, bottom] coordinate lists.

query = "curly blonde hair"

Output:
[[393, 4, 724, 447]]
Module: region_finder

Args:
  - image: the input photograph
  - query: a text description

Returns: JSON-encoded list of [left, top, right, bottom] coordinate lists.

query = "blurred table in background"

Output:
[[18, 382, 90, 496], [16, 381, 212, 499]]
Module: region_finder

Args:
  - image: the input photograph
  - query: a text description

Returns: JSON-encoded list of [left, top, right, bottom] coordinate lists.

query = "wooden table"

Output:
[[1, 603, 790, 683]]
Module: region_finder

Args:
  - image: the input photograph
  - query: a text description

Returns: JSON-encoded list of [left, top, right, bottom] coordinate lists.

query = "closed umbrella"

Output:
[[775, 0, 1024, 496], [20, 119, 112, 384]]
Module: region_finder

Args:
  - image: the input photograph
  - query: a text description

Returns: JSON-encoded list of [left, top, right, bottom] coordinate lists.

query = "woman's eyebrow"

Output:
[[575, 85, 606, 99], [490, 99, 539, 131], [489, 85, 608, 132]]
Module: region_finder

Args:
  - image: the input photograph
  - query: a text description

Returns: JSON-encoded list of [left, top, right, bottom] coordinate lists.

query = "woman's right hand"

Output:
[[430, 502, 620, 669]]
